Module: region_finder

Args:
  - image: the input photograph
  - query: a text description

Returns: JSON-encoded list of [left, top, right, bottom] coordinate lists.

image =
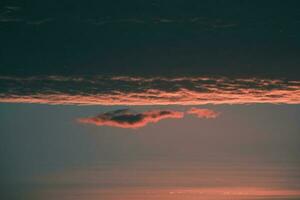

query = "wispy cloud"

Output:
[[187, 108, 220, 119], [77, 109, 184, 129], [1, 76, 300, 105]]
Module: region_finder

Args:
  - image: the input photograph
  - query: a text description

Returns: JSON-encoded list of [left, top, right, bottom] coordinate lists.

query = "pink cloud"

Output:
[[187, 108, 220, 119], [1, 76, 300, 105], [77, 109, 184, 129]]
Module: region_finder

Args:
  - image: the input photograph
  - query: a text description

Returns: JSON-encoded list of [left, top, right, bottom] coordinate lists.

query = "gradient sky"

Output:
[[1, 103, 300, 199], [1, 1, 300, 199]]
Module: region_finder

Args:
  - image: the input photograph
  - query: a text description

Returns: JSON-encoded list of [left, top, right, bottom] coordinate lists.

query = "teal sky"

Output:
[[1, 103, 300, 199]]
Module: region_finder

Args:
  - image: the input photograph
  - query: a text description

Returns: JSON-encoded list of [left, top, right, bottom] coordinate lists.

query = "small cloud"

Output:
[[187, 108, 220, 119], [5, 6, 21, 11], [77, 109, 184, 129], [27, 18, 53, 25]]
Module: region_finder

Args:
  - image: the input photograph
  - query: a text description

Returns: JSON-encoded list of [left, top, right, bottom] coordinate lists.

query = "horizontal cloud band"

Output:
[[0, 76, 300, 105]]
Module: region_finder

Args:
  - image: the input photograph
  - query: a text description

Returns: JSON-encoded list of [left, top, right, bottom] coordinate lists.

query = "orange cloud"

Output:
[[1, 76, 300, 105], [77, 109, 184, 129], [187, 108, 220, 118]]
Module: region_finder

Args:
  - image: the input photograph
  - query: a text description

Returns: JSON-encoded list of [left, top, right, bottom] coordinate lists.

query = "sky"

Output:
[[0, 1, 300, 78], [1, 103, 300, 199], [1, 1, 300, 200]]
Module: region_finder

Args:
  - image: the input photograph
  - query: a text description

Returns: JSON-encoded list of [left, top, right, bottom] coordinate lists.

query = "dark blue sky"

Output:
[[1, 0, 300, 78]]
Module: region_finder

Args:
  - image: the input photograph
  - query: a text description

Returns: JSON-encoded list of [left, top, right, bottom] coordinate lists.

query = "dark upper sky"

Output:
[[1, 0, 300, 78]]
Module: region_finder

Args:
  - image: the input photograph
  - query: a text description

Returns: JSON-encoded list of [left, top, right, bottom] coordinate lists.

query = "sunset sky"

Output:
[[1, 1, 300, 199]]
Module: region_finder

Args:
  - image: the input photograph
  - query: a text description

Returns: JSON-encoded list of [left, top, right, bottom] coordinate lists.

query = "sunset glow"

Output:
[[1, 76, 300, 105], [1, 1, 300, 199]]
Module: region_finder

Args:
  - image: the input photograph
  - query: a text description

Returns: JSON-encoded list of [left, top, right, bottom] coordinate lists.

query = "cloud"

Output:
[[187, 108, 220, 119], [1, 76, 300, 105], [77, 109, 184, 129], [82, 16, 237, 30]]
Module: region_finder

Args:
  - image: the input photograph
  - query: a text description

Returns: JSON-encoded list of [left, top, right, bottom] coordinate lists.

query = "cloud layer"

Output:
[[1, 76, 300, 105]]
